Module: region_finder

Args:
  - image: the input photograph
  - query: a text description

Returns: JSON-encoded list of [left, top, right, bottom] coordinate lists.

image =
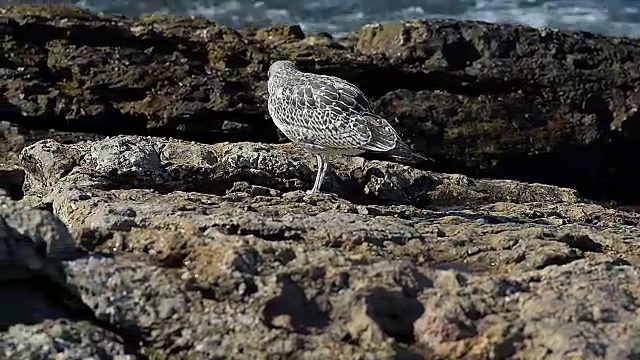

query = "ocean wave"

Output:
[[73, 0, 640, 38]]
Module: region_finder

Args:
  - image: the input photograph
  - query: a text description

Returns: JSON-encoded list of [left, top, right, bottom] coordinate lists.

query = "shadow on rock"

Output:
[[0, 268, 146, 357], [0, 196, 146, 357], [0, 94, 23, 123], [0, 275, 94, 330], [0, 97, 28, 200], [365, 287, 425, 344], [262, 274, 330, 334]]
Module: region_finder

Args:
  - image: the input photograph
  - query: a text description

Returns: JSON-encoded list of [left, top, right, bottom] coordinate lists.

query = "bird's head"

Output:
[[268, 60, 298, 78]]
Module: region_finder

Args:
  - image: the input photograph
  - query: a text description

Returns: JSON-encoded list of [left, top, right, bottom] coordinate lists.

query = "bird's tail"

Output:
[[387, 140, 434, 162]]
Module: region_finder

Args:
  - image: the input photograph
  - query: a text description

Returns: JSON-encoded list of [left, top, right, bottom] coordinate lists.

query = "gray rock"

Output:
[[0, 197, 77, 283], [0, 121, 104, 200], [20, 135, 580, 209], [0, 196, 137, 358], [1, 319, 135, 360]]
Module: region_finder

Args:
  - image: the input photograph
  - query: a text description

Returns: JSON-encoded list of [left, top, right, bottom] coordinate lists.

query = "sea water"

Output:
[[38, 0, 640, 38]]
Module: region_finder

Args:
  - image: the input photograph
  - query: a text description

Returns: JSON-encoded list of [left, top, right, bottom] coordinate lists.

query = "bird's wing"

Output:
[[286, 75, 371, 113], [350, 113, 399, 152], [279, 75, 398, 151], [278, 74, 399, 151]]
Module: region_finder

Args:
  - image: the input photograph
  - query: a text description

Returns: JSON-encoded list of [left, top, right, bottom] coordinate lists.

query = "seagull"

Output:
[[266, 60, 431, 194]]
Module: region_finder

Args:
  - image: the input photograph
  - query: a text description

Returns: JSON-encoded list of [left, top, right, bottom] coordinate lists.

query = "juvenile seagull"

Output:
[[267, 60, 431, 194]]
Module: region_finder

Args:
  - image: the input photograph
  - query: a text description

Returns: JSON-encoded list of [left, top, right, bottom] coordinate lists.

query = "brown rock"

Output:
[[4, 134, 639, 358]]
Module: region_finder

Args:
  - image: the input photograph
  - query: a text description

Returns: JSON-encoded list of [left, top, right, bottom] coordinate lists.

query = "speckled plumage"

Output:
[[267, 60, 430, 194]]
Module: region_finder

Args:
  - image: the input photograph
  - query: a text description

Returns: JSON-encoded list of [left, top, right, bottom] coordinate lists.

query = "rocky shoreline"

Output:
[[2, 4, 640, 360], [2, 5, 640, 203]]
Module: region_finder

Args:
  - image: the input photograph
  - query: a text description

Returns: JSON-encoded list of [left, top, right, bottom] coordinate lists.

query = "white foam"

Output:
[[73, 0, 640, 38], [462, 1, 640, 37]]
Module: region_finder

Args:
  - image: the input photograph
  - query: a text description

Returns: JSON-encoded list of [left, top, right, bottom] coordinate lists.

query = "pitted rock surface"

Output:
[[2, 319, 135, 360], [0, 196, 139, 358], [0, 121, 104, 199], [4, 134, 639, 359]]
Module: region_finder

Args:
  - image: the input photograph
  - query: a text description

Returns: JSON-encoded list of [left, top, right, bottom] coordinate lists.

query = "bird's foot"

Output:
[[306, 189, 318, 195]]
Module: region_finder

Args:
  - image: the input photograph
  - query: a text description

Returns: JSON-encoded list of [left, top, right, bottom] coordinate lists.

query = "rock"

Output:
[[0, 196, 139, 358], [19, 135, 580, 209], [1, 319, 135, 360], [0, 196, 87, 332], [0, 5, 278, 143], [9, 134, 640, 358], [0, 196, 77, 283], [0, 121, 26, 199], [0, 120, 105, 199], [413, 258, 640, 359], [2, 6, 640, 202]]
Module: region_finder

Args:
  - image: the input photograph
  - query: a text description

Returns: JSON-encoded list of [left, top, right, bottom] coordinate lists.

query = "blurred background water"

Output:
[[8, 0, 640, 38]]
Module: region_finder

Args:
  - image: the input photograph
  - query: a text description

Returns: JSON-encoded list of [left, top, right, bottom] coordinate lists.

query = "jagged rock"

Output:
[[413, 258, 640, 358], [0, 120, 104, 199], [2, 5, 640, 202], [0, 196, 76, 283], [0, 121, 26, 199], [9, 135, 640, 358], [1, 319, 135, 359], [20, 135, 580, 209], [0, 196, 139, 358], [0, 196, 89, 335]]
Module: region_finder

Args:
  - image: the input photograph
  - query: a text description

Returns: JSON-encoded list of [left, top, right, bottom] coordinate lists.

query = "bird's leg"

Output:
[[307, 154, 329, 194], [317, 155, 329, 190], [308, 154, 324, 194]]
